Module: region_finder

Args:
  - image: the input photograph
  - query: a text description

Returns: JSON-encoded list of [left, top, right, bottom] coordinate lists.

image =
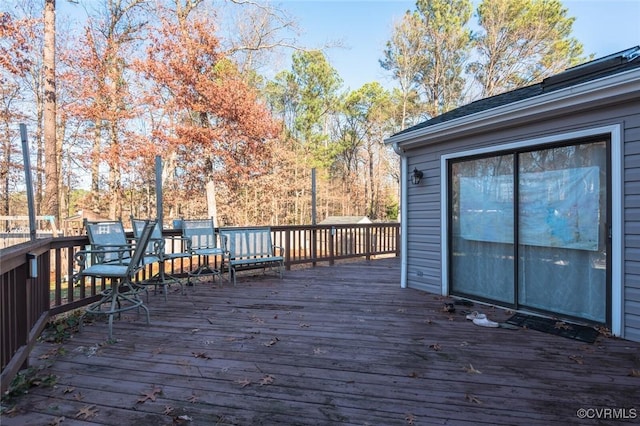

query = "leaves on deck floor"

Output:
[[463, 364, 482, 374], [75, 404, 98, 419], [192, 351, 212, 359], [236, 378, 252, 388], [465, 393, 483, 404], [48, 416, 65, 426], [568, 355, 584, 364], [429, 343, 442, 351], [259, 374, 275, 386], [137, 385, 163, 404], [629, 369, 640, 377], [404, 413, 416, 424], [264, 337, 280, 347]]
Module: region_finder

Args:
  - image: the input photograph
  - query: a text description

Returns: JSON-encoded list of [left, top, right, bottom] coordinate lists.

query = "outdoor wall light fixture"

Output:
[[411, 167, 424, 185], [27, 252, 38, 278]]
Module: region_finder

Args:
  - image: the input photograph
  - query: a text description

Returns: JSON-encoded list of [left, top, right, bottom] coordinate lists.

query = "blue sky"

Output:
[[280, 0, 640, 91]]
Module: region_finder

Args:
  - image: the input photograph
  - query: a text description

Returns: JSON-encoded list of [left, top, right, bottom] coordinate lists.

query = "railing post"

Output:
[[311, 225, 317, 267], [329, 226, 335, 266], [284, 229, 291, 270], [365, 225, 371, 261]]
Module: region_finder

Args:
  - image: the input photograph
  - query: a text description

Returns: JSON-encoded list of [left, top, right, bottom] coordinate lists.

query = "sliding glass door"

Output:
[[450, 139, 609, 323]]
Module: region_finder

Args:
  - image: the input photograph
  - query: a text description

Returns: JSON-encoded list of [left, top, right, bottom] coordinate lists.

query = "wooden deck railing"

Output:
[[0, 223, 399, 393]]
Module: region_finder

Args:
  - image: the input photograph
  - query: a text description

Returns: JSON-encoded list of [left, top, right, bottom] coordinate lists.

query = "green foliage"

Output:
[[471, 0, 585, 97], [40, 310, 83, 343], [385, 199, 399, 221], [290, 50, 342, 144], [1, 366, 58, 403]]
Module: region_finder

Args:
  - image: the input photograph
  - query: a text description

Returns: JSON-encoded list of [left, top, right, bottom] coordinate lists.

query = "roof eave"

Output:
[[385, 67, 640, 150]]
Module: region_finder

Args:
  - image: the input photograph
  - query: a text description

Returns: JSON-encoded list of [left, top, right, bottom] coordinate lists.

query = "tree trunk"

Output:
[[42, 0, 59, 221], [206, 179, 218, 227], [91, 124, 101, 213]]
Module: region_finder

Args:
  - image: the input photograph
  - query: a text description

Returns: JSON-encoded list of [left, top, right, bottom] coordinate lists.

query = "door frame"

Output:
[[440, 124, 623, 335]]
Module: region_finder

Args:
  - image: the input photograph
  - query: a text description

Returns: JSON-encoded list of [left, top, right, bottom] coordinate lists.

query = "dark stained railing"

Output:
[[0, 223, 399, 393]]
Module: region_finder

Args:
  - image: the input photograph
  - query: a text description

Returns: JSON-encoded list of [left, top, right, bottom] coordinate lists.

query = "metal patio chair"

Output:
[[131, 216, 190, 300], [74, 220, 156, 340], [181, 218, 227, 285]]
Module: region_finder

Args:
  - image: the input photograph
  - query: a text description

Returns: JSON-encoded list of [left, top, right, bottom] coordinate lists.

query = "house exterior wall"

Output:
[[403, 98, 640, 341]]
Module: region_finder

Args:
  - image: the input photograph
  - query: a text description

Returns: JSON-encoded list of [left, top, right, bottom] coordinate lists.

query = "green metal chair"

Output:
[[74, 220, 156, 340], [131, 217, 190, 300], [181, 218, 227, 285]]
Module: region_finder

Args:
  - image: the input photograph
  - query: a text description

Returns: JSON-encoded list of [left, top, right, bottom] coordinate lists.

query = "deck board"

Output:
[[2, 257, 639, 425]]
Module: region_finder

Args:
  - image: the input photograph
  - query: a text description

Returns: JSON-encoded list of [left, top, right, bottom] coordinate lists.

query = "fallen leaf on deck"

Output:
[[264, 337, 280, 347], [250, 315, 264, 324], [299, 323, 310, 328], [187, 394, 198, 403], [163, 405, 174, 415], [236, 378, 252, 388], [63, 386, 75, 394], [463, 364, 481, 374], [568, 355, 584, 365], [137, 385, 162, 404], [629, 369, 640, 377], [174, 414, 193, 423], [190, 328, 200, 334], [554, 321, 572, 330], [259, 374, 275, 386], [429, 343, 441, 351], [73, 392, 84, 401], [39, 348, 60, 360], [313, 347, 326, 354], [465, 393, 482, 404], [192, 352, 212, 359], [75, 405, 98, 419], [405, 413, 416, 424], [48, 416, 65, 426]]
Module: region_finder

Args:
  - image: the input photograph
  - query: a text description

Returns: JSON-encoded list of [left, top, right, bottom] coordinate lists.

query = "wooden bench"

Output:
[[219, 227, 284, 286]]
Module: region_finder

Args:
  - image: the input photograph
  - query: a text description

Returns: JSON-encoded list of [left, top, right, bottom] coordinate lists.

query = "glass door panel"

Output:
[[517, 142, 608, 322], [450, 155, 514, 303]]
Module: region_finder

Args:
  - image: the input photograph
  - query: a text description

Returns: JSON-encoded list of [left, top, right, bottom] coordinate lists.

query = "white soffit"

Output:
[[386, 67, 640, 149]]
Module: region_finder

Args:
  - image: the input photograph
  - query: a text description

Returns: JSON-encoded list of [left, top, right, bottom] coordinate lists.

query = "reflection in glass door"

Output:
[[450, 155, 515, 305], [450, 139, 609, 323], [517, 143, 608, 322]]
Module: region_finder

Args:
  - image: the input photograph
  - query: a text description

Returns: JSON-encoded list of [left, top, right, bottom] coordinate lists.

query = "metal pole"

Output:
[[311, 168, 317, 225], [155, 155, 163, 229], [20, 124, 37, 241]]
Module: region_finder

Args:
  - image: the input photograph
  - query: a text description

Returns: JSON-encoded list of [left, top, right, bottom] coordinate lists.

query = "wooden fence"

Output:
[[0, 223, 399, 394]]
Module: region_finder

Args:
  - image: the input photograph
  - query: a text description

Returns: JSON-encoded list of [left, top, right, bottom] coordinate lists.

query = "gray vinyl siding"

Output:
[[624, 108, 640, 341], [406, 152, 441, 294], [404, 97, 640, 341]]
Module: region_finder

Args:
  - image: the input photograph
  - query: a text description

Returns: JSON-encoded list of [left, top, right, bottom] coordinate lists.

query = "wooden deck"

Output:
[[2, 257, 639, 425]]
